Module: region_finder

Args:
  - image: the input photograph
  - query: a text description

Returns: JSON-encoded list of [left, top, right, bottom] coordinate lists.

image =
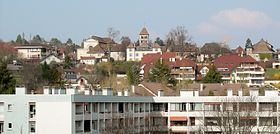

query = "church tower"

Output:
[[139, 27, 149, 46]]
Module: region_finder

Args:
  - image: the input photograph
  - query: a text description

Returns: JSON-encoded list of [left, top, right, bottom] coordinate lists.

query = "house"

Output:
[[165, 43, 199, 60], [40, 54, 62, 64], [196, 64, 212, 81], [245, 39, 276, 61], [214, 54, 265, 87], [198, 42, 231, 62], [0, 85, 279, 134], [140, 52, 197, 81], [232, 45, 244, 56], [77, 36, 125, 64], [14, 45, 46, 59], [126, 27, 162, 61], [80, 56, 96, 65]]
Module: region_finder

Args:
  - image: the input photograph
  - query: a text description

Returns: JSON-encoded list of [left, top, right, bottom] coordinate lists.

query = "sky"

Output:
[[0, 0, 280, 48]]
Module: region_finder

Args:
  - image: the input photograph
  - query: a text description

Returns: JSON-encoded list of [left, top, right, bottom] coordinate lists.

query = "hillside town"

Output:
[[1, 26, 280, 133]]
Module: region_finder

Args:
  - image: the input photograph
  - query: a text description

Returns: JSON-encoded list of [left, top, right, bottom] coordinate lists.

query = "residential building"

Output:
[[77, 36, 125, 64], [14, 45, 46, 59], [40, 54, 62, 64], [214, 54, 265, 87], [140, 52, 196, 81], [80, 56, 96, 65], [0, 85, 279, 134], [198, 42, 231, 62], [245, 39, 276, 61], [126, 27, 162, 61]]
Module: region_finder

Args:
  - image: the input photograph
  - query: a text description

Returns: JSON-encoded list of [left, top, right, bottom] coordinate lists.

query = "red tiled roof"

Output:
[[242, 55, 257, 63], [80, 56, 95, 60], [214, 54, 257, 73], [233, 45, 244, 54], [139, 27, 149, 35], [140, 52, 196, 78]]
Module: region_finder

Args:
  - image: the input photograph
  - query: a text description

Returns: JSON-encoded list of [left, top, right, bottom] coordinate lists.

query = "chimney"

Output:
[[157, 90, 164, 97], [250, 89, 259, 96], [131, 85, 135, 93], [16, 85, 26, 95], [194, 90, 199, 96], [117, 91, 123, 96], [200, 84, 204, 91], [227, 89, 233, 96], [124, 90, 129, 96], [238, 89, 243, 96]]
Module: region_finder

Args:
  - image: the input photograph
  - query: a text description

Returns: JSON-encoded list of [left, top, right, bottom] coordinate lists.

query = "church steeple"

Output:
[[139, 27, 149, 46]]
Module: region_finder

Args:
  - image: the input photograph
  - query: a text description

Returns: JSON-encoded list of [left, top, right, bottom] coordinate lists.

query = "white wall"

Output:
[[36, 102, 72, 134]]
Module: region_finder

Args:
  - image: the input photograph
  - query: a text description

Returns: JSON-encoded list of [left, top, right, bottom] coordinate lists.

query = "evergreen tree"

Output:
[[63, 55, 72, 69], [148, 59, 176, 85], [16, 34, 22, 44], [126, 65, 140, 85], [202, 66, 222, 83], [0, 64, 16, 94]]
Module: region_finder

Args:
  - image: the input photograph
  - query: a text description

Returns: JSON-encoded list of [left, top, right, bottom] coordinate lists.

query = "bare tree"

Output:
[[196, 96, 279, 134], [166, 26, 191, 47]]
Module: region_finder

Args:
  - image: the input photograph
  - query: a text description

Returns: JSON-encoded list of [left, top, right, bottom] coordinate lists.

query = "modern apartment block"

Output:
[[214, 54, 265, 87], [0, 86, 279, 134]]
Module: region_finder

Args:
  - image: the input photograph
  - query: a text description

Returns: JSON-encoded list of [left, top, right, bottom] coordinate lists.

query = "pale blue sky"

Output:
[[0, 0, 279, 48]]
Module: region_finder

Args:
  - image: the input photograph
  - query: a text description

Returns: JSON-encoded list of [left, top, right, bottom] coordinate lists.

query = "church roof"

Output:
[[139, 27, 149, 35]]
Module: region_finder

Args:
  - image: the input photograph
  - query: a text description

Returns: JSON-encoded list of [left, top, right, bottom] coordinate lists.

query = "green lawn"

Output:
[[265, 68, 280, 79]]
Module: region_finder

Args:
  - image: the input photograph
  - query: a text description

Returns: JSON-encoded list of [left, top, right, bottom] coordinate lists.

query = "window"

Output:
[[8, 123, 12, 129], [0, 102, 4, 113], [29, 122, 35, 132], [129, 53, 133, 57], [135, 53, 139, 57], [0, 122, 3, 133], [8, 104, 12, 111]]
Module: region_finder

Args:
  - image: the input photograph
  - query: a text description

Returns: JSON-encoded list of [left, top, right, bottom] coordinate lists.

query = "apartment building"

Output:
[[14, 45, 46, 59], [126, 27, 162, 61], [214, 54, 265, 87], [0, 85, 279, 134], [140, 52, 196, 81]]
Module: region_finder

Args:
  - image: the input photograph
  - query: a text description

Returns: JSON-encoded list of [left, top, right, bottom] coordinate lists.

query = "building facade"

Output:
[[0, 86, 279, 134], [126, 27, 162, 61], [15, 45, 46, 59]]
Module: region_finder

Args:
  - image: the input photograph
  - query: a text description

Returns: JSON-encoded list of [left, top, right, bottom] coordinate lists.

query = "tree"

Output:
[[148, 59, 175, 85], [19, 63, 44, 91], [40, 62, 63, 86], [15, 34, 29, 45], [107, 27, 120, 42], [166, 26, 191, 47], [0, 64, 16, 94], [63, 55, 72, 69], [16, 34, 22, 44], [32, 34, 43, 44], [66, 38, 73, 44], [121, 36, 131, 46], [197, 96, 279, 133], [50, 38, 62, 46], [126, 65, 141, 85], [202, 66, 222, 83], [154, 37, 164, 46]]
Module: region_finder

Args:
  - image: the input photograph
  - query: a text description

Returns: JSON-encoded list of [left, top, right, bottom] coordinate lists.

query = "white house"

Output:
[[77, 36, 125, 63], [80, 56, 96, 65], [15, 45, 46, 59]]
